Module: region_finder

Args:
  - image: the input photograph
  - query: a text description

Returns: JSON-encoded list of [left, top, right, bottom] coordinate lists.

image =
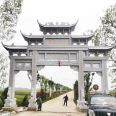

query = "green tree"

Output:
[[43, 78, 48, 94], [73, 80, 78, 104], [37, 74, 71, 98], [0, 87, 8, 108], [93, 3, 116, 90], [48, 80, 54, 97], [84, 72, 94, 101], [93, 4, 116, 46], [62, 85, 72, 92], [0, 52, 8, 88], [55, 83, 60, 92], [37, 73, 44, 93], [0, 0, 23, 40], [21, 94, 29, 107], [0, 0, 23, 88]]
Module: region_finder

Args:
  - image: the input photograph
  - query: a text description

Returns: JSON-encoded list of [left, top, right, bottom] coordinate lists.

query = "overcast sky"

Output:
[[2, 0, 115, 89], [11, 0, 116, 45]]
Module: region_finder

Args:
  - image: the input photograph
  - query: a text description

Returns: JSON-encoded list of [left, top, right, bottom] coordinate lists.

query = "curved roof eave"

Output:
[[20, 31, 43, 41], [1, 42, 8, 51], [20, 31, 28, 41], [2, 42, 27, 51], [37, 20, 78, 29], [37, 20, 44, 31], [37, 19, 44, 27], [72, 34, 94, 39], [70, 20, 78, 28], [89, 45, 115, 51]]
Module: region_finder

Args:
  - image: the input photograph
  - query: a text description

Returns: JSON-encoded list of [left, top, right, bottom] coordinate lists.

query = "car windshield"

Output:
[[91, 96, 116, 106]]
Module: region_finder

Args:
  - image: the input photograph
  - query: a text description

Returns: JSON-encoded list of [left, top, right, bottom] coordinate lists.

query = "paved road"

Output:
[[14, 91, 86, 116]]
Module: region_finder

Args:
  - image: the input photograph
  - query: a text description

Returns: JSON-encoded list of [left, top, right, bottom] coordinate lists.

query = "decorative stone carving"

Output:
[[25, 63, 31, 68]]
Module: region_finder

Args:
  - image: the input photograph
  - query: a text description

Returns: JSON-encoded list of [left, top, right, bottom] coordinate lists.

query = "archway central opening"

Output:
[[38, 66, 78, 89]]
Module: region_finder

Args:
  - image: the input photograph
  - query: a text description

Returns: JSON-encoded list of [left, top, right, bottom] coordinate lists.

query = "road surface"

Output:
[[14, 91, 86, 116]]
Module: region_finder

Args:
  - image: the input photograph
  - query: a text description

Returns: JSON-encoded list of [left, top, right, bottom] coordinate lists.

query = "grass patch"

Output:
[[15, 89, 31, 95]]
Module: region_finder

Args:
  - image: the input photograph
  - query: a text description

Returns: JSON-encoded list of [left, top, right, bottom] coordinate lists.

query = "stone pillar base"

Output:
[[28, 98, 37, 111], [77, 100, 87, 112], [3, 98, 17, 111]]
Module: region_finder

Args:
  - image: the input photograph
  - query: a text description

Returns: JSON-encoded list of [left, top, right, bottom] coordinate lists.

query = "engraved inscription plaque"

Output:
[[46, 38, 69, 45]]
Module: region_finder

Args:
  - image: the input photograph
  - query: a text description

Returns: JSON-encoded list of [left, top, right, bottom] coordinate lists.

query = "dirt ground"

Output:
[[14, 91, 86, 116]]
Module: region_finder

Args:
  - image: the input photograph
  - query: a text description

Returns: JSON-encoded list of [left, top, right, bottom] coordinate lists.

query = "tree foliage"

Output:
[[37, 73, 71, 97], [0, 0, 23, 88], [0, 87, 8, 109], [55, 83, 61, 92], [0, 0, 23, 40], [73, 80, 78, 104], [21, 94, 29, 107], [0, 52, 8, 88], [84, 72, 94, 101], [93, 3, 116, 90], [93, 4, 116, 46]]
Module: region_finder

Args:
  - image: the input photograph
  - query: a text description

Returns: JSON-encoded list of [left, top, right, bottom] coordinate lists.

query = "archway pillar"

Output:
[[28, 66, 45, 110], [28, 51, 38, 110], [4, 57, 17, 109], [77, 51, 87, 110], [101, 60, 108, 93]]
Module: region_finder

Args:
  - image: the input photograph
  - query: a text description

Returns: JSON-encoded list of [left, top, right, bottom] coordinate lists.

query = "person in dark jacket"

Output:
[[63, 94, 68, 106], [36, 97, 42, 111]]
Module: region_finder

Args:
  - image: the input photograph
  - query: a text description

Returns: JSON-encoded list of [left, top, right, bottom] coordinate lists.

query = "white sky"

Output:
[[13, 0, 116, 45], [2, 0, 116, 89]]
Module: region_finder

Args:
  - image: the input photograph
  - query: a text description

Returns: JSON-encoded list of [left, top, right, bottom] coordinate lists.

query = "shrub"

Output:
[[21, 95, 29, 107], [0, 87, 8, 108], [73, 80, 78, 104], [0, 97, 4, 109]]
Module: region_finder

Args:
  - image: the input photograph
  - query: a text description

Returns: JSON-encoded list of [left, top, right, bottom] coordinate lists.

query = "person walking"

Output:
[[36, 97, 42, 111], [63, 94, 68, 106]]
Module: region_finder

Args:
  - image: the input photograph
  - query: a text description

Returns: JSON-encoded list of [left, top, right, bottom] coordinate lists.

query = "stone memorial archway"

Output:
[[2, 21, 113, 110]]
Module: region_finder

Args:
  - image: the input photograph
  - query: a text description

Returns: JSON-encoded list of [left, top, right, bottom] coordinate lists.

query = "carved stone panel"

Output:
[[84, 61, 102, 71], [15, 62, 32, 71], [46, 38, 69, 46], [69, 53, 78, 60], [92, 63, 100, 68], [39, 53, 45, 60], [45, 53, 69, 60]]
